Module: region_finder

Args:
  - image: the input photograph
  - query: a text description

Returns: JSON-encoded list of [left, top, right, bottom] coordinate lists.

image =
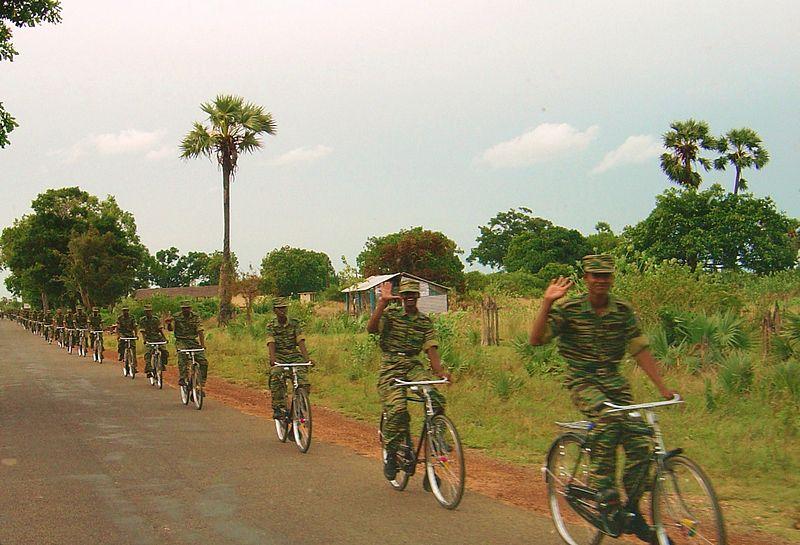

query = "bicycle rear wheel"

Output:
[[192, 368, 203, 410], [425, 414, 465, 509], [379, 412, 411, 491], [292, 389, 312, 453], [544, 433, 605, 545], [651, 455, 726, 545]]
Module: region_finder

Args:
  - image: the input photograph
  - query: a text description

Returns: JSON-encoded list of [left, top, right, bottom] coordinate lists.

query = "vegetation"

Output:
[[180, 94, 277, 325], [0, 0, 62, 148], [714, 127, 770, 195], [260, 246, 334, 296], [660, 118, 717, 189], [141, 247, 238, 288]]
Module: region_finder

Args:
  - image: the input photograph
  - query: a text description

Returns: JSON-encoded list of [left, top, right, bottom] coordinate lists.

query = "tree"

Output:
[[180, 94, 276, 325], [357, 227, 465, 289], [714, 128, 769, 195], [235, 271, 263, 324], [586, 222, 621, 254], [626, 185, 795, 274], [261, 246, 334, 296], [144, 248, 238, 287], [660, 119, 717, 190], [503, 225, 590, 274], [468, 207, 550, 268], [1, 1, 62, 147]]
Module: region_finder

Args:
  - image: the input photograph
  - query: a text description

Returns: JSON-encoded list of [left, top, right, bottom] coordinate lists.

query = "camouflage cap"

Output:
[[582, 254, 615, 273], [121, 306, 130, 311], [92, 307, 99, 312], [180, 300, 192, 308], [143, 305, 153, 311], [398, 278, 420, 294], [76, 305, 84, 310], [273, 297, 289, 308]]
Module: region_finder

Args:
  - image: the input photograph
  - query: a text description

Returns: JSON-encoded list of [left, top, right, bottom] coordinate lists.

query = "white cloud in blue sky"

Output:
[[591, 135, 664, 175], [479, 123, 599, 168], [267, 145, 333, 167]]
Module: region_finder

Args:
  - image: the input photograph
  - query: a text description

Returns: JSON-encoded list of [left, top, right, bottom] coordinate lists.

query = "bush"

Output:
[[487, 270, 545, 298], [770, 360, 800, 403], [492, 370, 525, 400], [718, 351, 754, 395], [512, 333, 564, 376], [347, 335, 379, 381]]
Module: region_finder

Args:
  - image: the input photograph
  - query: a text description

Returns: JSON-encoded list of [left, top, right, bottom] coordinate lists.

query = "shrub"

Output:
[[347, 335, 379, 381], [512, 333, 564, 376], [770, 360, 800, 403], [487, 270, 546, 298], [717, 351, 754, 395], [492, 370, 525, 401]]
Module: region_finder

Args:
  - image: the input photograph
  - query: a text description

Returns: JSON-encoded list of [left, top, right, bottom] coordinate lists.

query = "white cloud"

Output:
[[478, 123, 599, 168], [591, 134, 663, 174], [145, 144, 177, 161], [268, 145, 333, 167], [51, 129, 167, 162]]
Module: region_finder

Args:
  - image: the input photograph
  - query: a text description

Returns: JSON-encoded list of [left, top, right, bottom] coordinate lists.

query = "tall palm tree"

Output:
[[713, 128, 769, 195], [660, 119, 717, 190], [180, 94, 276, 325]]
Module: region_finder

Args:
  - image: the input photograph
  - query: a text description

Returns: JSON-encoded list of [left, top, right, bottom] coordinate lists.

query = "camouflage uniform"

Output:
[[377, 289, 445, 453], [266, 307, 309, 412], [139, 313, 168, 374], [542, 255, 652, 504], [116, 312, 138, 365], [89, 310, 103, 349], [75, 309, 88, 347], [64, 310, 76, 346], [172, 310, 208, 385]]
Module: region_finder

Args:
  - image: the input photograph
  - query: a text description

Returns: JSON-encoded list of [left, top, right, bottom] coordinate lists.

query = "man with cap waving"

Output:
[[266, 297, 312, 420], [529, 254, 676, 544], [166, 301, 208, 388], [139, 305, 168, 378], [367, 277, 450, 481]]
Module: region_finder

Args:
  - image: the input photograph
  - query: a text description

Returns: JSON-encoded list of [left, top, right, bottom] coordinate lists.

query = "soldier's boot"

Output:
[[624, 510, 672, 544], [383, 448, 398, 481]]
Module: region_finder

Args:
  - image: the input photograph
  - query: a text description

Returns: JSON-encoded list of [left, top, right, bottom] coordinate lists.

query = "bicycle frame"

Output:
[[389, 378, 449, 469]]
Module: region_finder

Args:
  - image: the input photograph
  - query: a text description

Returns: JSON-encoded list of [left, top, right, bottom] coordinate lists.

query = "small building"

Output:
[[134, 285, 247, 308], [342, 273, 450, 315], [298, 292, 316, 304]]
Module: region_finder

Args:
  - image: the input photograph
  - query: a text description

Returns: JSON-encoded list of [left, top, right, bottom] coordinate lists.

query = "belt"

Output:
[[387, 350, 420, 357]]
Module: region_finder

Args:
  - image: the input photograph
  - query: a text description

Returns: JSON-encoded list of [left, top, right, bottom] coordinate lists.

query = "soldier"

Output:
[[42, 307, 53, 341], [64, 307, 76, 349], [54, 308, 64, 345], [366, 278, 450, 482], [166, 301, 208, 388], [89, 306, 104, 351], [75, 305, 88, 349], [116, 306, 138, 369], [139, 305, 168, 378], [267, 297, 312, 420], [529, 254, 676, 544]]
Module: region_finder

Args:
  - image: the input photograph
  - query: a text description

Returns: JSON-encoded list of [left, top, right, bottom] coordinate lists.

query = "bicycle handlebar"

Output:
[[604, 394, 683, 413], [91, 330, 104, 334], [392, 378, 449, 387], [146, 341, 167, 345], [119, 337, 138, 341], [279, 362, 313, 368], [178, 348, 205, 353]]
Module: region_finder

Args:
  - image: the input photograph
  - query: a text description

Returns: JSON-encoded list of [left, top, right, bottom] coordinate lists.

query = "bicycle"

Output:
[[177, 348, 205, 410], [272, 362, 314, 453], [146, 341, 167, 389], [65, 328, 75, 354], [55, 326, 65, 348], [44, 323, 52, 344], [543, 395, 726, 545], [76, 328, 88, 357], [91, 330, 104, 363], [378, 378, 465, 510], [119, 337, 138, 379]]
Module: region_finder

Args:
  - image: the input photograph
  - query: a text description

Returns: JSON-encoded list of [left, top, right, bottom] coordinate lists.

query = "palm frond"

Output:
[[179, 123, 213, 159]]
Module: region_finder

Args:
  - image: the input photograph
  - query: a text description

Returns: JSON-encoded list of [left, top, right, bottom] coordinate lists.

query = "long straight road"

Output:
[[0, 319, 578, 545]]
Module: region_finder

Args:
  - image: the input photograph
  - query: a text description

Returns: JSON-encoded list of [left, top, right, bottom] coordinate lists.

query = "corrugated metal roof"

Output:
[[341, 272, 451, 293]]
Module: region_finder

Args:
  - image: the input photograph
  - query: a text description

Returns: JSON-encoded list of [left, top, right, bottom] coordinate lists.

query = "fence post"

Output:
[[481, 295, 499, 346]]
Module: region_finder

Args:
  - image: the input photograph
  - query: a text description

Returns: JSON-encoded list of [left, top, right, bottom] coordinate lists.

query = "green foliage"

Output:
[[464, 270, 490, 293], [357, 227, 465, 290], [625, 185, 796, 274], [486, 270, 545, 298], [504, 226, 589, 275], [660, 118, 716, 189], [492, 370, 525, 400], [714, 127, 770, 195], [512, 333, 565, 376], [143, 248, 237, 288], [306, 312, 367, 335], [0, 0, 62, 147], [586, 222, 621, 254], [770, 360, 800, 403], [717, 351, 754, 395], [260, 246, 335, 296], [468, 207, 550, 268], [347, 335, 379, 381]]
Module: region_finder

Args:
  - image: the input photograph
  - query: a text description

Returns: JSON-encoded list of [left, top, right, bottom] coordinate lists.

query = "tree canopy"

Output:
[[660, 119, 717, 190], [260, 246, 334, 296], [142, 248, 237, 288], [467, 208, 550, 269], [357, 227, 465, 289]]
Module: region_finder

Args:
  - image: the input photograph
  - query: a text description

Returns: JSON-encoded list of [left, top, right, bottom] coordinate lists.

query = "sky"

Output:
[[1, 0, 799, 296]]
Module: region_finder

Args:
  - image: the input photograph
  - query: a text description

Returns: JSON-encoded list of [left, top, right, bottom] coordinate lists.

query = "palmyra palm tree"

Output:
[[660, 119, 717, 190], [180, 94, 276, 325], [714, 128, 769, 195]]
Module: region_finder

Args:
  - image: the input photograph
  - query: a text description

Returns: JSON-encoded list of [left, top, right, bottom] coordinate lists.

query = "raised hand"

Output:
[[379, 281, 400, 304], [543, 276, 573, 303]]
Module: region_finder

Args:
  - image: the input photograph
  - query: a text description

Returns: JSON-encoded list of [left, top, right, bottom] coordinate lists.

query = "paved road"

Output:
[[0, 320, 580, 545]]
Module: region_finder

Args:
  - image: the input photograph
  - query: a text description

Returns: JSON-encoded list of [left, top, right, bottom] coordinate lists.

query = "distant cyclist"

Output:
[[74, 305, 88, 348], [366, 278, 450, 481], [115, 306, 138, 370], [267, 297, 312, 420], [89, 306, 104, 349], [529, 254, 676, 544], [64, 308, 76, 347], [139, 305, 168, 379], [166, 301, 208, 388]]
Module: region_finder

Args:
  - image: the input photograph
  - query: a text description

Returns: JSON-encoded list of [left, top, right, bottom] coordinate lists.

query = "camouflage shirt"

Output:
[[171, 311, 202, 345], [543, 293, 649, 375], [266, 318, 306, 364], [75, 311, 88, 328], [116, 314, 137, 337], [64, 312, 75, 328], [377, 305, 438, 368], [89, 313, 103, 330], [139, 315, 166, 343], [54, 312, 64, 327]]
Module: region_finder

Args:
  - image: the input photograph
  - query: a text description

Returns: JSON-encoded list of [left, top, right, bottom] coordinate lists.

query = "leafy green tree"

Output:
[[660, 119, 717, 190], [468, 207, 550, 268], [261, 246, 334, 296], [180, 94, 276, 324], [1, 1, 62, 147], [504, 225, 589, 274], [144, 248, 237, 287], [586, 221, 620, 254], [357, 227, 465, 289], [713, 128, 770, 195], [626, 185, 795, 274]]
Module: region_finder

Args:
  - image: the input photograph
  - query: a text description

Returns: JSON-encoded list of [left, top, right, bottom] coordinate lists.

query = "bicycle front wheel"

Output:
[[544, 433, 605, 545], [192, 367, 203, 410], [425, 414, 465, 510], [127, 348, 135, 380], [275, 398, 289, 443], [379, 412, 411, 491], [292, 389, 312, 453], [651, 455, 726, 545]]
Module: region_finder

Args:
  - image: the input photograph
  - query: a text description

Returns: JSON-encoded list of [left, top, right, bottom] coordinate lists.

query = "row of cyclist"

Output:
[[1, 256, 727, 545]]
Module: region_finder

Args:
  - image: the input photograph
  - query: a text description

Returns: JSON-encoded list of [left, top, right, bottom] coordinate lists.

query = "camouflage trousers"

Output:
[[378, 359, 446, 453], [176, 340, 208, 385], [569, 373, 652, 506], [144, 344, 169, 373], [269, 363, 310, 411]]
